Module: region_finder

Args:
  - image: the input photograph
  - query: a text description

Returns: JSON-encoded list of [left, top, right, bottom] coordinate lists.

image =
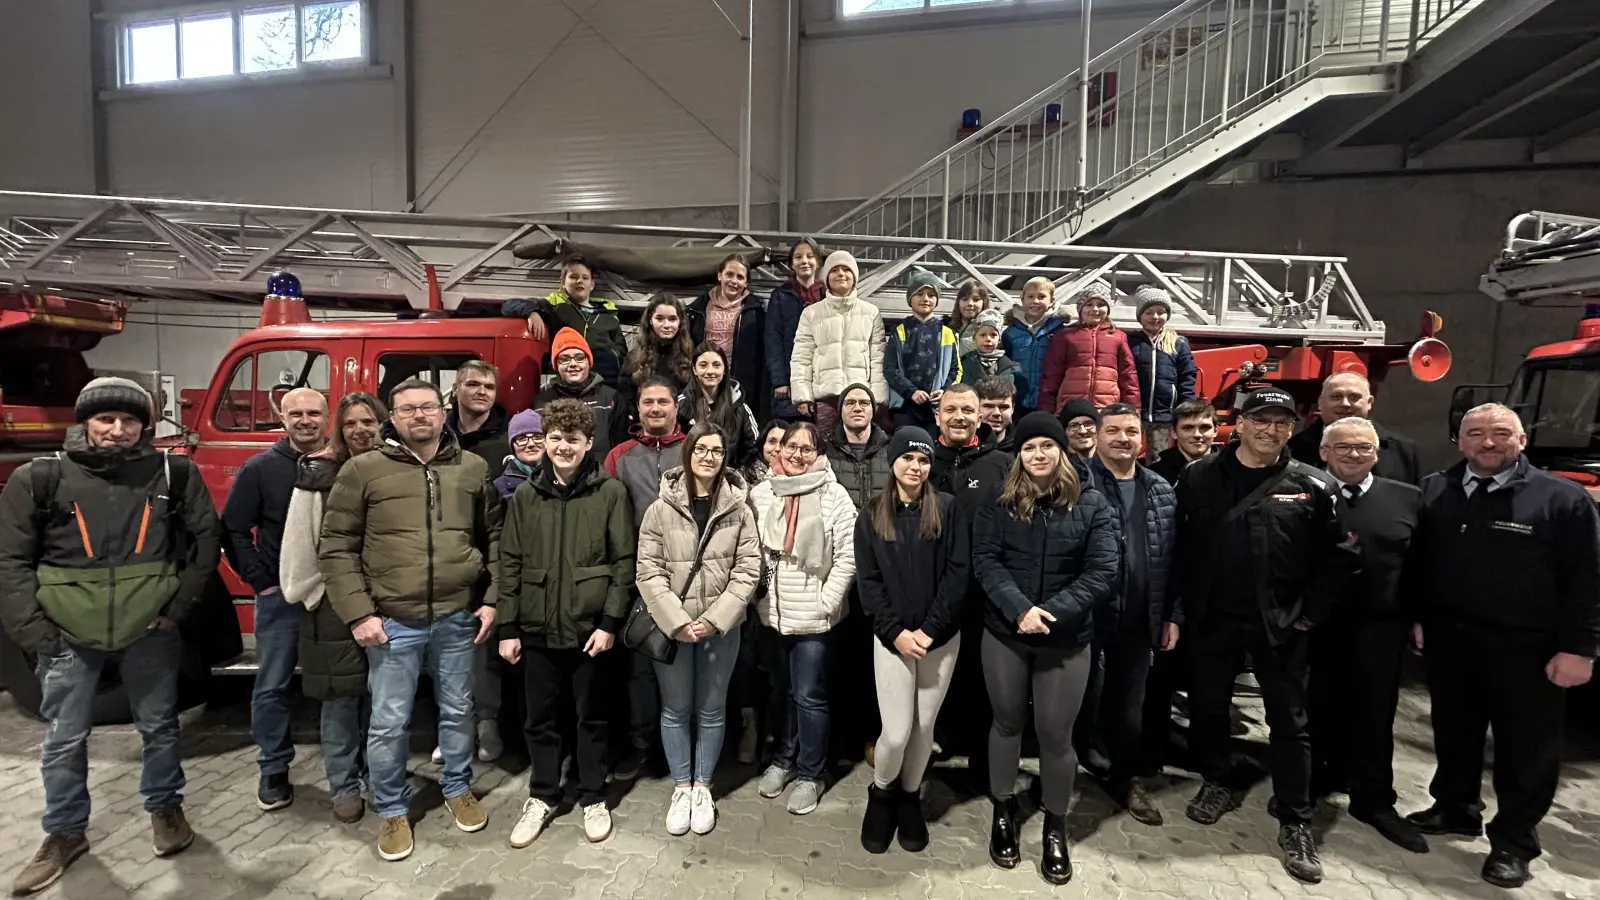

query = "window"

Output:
[[121, 1, 366, 87], [376, 353, 482, 410], [212, 348, 330, 432]]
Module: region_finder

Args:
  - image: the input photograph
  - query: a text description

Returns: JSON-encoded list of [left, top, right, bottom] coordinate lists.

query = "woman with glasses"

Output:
[[747, 421, 858, 815], [679, 343, 760, 473], [494, 409, 545, 500], [636, 423, 763, 836]]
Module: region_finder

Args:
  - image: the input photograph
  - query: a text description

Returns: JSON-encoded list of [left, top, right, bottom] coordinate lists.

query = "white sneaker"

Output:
[[508, 798, 552, 849], [430, 746, 443, 765], [665, 786, 693, 836], [583, 802, 613, 843], [689, 785, 716, 835]]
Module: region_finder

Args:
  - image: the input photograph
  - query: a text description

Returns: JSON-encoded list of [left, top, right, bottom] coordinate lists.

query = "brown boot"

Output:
[[151, 807, 194, 858], [332, 794, 365, 824], [12, 834, 89, 895]]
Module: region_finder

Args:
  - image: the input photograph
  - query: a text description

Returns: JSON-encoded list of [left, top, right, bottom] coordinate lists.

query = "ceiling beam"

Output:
[[1534, 104, 1600, 153], [1409, 38, 1600, 157]]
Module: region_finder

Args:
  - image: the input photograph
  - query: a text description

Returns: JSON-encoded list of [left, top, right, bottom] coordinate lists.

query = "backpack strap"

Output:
[[160, 451, 192, 563], [30, 453, 64, 562]]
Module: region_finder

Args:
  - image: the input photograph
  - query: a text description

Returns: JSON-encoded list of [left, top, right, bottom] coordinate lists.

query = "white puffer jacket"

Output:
[[748, 461, 857, 635], [790, 293, 887, 404]]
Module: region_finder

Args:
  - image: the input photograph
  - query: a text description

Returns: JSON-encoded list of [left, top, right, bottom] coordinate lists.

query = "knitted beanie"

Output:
[[550, 328, 593, 366], [75, 376, 153, 430], [1135, 285, 1172, 319], [906, 269, 941, 301], [888, 425, 936, 463], [824, 251, 860, 285], [1074, 280, 1113, 308], [1013, 410, 1069, 453], [1059, 397, 1100, 428], [972, 308, 1005, 333], [508, 409, 543, 440], [840, 382, 876, 407]]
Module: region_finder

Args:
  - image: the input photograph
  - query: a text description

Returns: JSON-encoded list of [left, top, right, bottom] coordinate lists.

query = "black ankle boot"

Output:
[[860, 784, 898, 854], [896, 785, 929, 852], [1040, 811, 1072, 885], [988, 797, 1020, 869]]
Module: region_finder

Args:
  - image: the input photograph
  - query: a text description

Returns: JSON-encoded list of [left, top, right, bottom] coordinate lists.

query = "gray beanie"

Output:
[[1074, 281, 1113, 307], [906, 269, 941, 301], [972, 308, 1005, 333], [75, 376, 153, 430], [1135, 285, 1172, 319]]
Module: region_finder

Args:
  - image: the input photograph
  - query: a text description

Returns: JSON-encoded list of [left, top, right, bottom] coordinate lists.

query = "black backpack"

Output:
[[30, 450, 192, 562]]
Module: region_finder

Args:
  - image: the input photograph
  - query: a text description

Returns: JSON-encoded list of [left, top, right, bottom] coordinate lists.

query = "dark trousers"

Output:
[[758, 626, 834, 781], [830, 591, 879, 760], [1140, 640, 1189, 776], [1099, 627, 1153, 784], [1308, 616, 1408, 813], [626, 648, 659, 752], [1423, 619, 1565, 861], [1072, 639, 1108, 777], [523, 646, 610, 806], [1190, 616, 1313, 824]]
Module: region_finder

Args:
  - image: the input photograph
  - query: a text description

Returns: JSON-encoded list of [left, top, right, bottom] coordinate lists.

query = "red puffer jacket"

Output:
[[1038, 322, 1141, 413]]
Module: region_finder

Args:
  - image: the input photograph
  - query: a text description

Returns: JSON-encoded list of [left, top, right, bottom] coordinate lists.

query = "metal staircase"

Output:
[[0, 189, 1390, 343], [822, 0, 1486, 260]]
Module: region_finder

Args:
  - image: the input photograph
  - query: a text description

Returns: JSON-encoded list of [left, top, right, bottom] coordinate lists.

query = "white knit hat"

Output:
[[823, 250, 859, 284]]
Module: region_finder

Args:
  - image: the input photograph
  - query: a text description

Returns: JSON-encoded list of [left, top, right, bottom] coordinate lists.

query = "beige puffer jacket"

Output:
[[790, 293, 887, 404], [636, 468, 763, 637]]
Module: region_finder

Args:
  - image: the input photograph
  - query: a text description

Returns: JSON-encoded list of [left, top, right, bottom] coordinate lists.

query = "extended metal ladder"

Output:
[[0, 189, 1389, 343], [1481, 211, 1600, 304]]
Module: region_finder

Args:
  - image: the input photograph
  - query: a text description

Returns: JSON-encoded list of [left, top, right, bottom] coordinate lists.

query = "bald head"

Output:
[[280, 387, 329, 452], [1318, 371, 1373, 423]]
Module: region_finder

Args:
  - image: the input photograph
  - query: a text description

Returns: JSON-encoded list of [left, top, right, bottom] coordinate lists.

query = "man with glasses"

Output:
[[1288, 372, 1421, 485], [1171, 387, 1356, 885], [1059, 398, 1099, 482], [319, 379, 503, 862], [535, 329, 628, 461], [1306, 417, 1427, 853]]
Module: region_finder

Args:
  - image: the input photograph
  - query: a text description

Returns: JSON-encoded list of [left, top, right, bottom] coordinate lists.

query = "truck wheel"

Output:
[[0, 629, 208, 725]]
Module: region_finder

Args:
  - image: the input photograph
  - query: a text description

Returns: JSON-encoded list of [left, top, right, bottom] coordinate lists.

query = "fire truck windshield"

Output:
[[1507, 354, 1600, 459]]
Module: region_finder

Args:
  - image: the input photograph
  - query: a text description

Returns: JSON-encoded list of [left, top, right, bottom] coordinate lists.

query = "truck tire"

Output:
[[0, 629, 209, 725]]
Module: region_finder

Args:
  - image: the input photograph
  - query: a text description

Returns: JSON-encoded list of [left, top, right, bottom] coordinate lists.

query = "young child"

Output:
[[885, 271, 961, 430], [960, 308, 1027, 401], [1000, 276, 1067, 412]]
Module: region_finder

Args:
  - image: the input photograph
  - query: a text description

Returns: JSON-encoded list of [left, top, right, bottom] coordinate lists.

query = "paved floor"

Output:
[[0, 679, 1596, 900]]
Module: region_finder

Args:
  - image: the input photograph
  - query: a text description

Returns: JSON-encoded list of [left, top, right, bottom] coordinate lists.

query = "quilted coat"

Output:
[[790, 293, 888, 404], [748, 461, 858, 635], [1038, 322, 1141, 413], [635, 468, 763, 637]]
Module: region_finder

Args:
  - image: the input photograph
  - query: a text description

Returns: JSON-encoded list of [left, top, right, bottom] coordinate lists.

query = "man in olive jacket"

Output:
[[0, 377, 220, 894], [318, 378, 502, 863]]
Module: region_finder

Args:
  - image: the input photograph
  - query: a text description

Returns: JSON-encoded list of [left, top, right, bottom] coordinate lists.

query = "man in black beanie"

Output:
[[0, 377, 221, 894]]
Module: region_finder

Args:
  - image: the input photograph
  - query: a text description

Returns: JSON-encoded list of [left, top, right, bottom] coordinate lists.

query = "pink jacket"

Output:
[[1038, 322, 1141, 413]]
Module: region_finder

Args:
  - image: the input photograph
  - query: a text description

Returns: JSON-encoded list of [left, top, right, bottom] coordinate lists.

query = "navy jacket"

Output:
[[1406, 456, 1600, 657], [1087, 459, 1177, 645], [765, 279, 823, 420], [1000, 313, 1066, 410], [220, 437, 303, 594], [1127, 332, 1197, 424], [972, 488, 1119, 650]]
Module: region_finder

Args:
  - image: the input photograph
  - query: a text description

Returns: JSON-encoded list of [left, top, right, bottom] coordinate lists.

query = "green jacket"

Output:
[[497, 457, 635, 649], [0, 428, 221, 653], [319, 425, 502, 624], [540, 290, 626, 372]]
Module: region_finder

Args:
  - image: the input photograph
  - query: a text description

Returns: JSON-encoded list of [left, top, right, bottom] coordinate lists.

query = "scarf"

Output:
[[759, 456, 831, 574], [977, 347, 1006, 374], [704, 285, 748, 356]]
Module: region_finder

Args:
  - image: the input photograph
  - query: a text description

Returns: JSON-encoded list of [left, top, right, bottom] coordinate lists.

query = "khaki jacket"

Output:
[[636, 468, 762, 636]]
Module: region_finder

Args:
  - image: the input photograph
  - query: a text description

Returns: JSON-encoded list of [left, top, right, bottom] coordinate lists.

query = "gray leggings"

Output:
[[982, 631, 1093, 815]]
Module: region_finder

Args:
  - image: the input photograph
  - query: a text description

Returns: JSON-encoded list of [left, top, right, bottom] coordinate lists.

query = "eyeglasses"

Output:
[[1245, 417, 1296, 431], [784, 444, 818, 457], [1330, 442, 1376, 456], [556, 353, 588, 365], [1066, 422, 1097, 433], [513, 434, 545, 447], [395, 403, 441, 417], [842, 398, 873, 409], [692, 445, 726, 459]]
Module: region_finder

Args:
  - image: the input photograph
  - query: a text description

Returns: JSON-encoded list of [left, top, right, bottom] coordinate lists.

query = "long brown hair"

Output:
[[629, 294, 694, 386], [332, 392, 387, 463], [948, 282, 989, 334], [998, 446, 1080, 523], [680, 421, 730, 507], [867, 454, 942, 542]]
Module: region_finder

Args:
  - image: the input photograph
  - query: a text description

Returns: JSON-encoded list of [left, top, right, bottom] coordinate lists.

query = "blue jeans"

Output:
[[252, 587, 299, 777], [321, 695, 368, 801], [654, 629, 741, 785], [365, 610, 477, 819], [759, 627, 833, 781], [38, 625, 185, 835]]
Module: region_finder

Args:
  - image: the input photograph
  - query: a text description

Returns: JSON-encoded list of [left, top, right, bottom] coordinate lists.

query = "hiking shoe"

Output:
[[666, 786, 693, 836], [1185, 782, 1236, 826], [11, 833, 88, 896], [1279, 823, 1323, 884], [787, 779, 822, 815], [151, 808, 193, 858], [758, 764, 794, 799], [1127, 779, 1164, 826], [256, 772, 293, 811], [444, 793, 487, 833], [332, 794, 365, 824], [476, 721, 504, 763], [509, 798, 553, 848], [689, 786, 716, 835], [582, 803, 613, 843], [378, 815, 413, 861]]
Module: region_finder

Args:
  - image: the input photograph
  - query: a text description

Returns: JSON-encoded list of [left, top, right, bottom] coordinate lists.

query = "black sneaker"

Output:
[[257, 773, 293, 811], [610, 747, 643, 783], [1279, 823, 1322, 884], [1185, 782, 1236, 825]]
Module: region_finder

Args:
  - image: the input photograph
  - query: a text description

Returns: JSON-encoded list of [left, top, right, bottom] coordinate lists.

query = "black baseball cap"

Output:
[[1239, 387, 1296, 417]]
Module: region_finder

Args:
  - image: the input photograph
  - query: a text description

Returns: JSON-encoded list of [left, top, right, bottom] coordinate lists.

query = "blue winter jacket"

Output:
[[764, 278, 823, 420], [1087, 459, 1177, 645], [1127, 331, 1198, 423], [1000, 313, 1065, 410]]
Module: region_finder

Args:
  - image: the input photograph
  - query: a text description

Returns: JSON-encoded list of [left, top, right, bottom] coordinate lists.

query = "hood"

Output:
[[530, 453, 605, 498], [629, 424, 688, 450], [270, 435, 313, 462], [550, 372, 605, 398], [296, 454, 341, 493], [377, 421, 463, 466], [500, 457, 536, 481], [1004, 309, 1064, 336], [447, 403, 510, 448], [546, 289, 618, 313], [658, 465, 751, 520], [786, 278, 825, 304]]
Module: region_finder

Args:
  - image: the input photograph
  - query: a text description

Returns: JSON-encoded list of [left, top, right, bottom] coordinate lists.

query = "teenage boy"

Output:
[[885, 271, 961, 430], [502, 257, 626, 384], [535, 329, 629, 460], [1152, 399, 1219, 485]]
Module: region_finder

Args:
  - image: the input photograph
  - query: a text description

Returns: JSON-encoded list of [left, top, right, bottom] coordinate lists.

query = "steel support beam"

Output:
[[1533, 104, 1600, 153], [1409, 37, 1600, 157]]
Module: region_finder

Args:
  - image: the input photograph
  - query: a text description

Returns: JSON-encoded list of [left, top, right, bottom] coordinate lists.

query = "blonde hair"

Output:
[[1022, 276, 1055, 299], [998, 449, 1081, 523]]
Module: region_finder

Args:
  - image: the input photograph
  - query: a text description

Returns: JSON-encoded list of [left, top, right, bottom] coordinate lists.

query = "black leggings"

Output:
[[982, 632, 1093, 815]]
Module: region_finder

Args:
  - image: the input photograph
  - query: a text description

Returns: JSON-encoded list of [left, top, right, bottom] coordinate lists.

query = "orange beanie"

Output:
[[551, 327, 593, 365]]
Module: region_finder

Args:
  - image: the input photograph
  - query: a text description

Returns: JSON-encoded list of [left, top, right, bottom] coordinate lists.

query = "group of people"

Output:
[[0, 244, 1596, 897]]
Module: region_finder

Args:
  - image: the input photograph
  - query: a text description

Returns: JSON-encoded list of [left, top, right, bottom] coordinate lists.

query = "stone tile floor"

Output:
[[0, 680, 1595, 900]]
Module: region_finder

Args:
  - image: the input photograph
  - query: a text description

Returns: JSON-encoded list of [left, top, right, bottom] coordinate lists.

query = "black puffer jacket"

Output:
[[765, 278, 824, 420], [290, 456, 366, 700], [1087, 459, 1177, 645], [930, 436, 1012, 505], [447, 403, 512, 475], [854, 492, 970, 649], [1171, 445, 1358, 640], [826, 422, 892, 510], [972, 488, 1119, 649]]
